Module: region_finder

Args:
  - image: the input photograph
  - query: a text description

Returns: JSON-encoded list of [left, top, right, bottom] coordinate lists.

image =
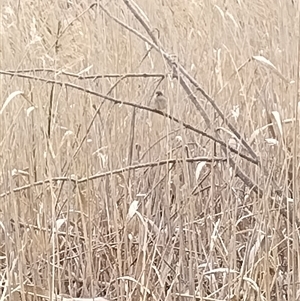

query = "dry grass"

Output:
[[0, 0, 300, 300]]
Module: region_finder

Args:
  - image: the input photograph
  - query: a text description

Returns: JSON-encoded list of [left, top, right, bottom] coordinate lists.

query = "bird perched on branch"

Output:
[[154, 91, 167, 110]]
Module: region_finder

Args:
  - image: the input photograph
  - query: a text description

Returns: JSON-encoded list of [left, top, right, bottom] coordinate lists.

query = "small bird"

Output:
[[154, 91, 167, 110]]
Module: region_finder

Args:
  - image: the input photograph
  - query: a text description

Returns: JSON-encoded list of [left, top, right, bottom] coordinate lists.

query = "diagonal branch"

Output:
[[0, 70, 258, 165], [121, 0, 258, 161]]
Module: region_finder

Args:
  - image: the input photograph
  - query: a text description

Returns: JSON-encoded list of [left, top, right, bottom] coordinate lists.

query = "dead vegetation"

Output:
[[0, 0, 300, 300]]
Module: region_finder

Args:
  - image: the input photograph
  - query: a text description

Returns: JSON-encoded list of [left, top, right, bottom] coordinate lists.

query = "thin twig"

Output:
[[6, 68, 165, 80], [0, 156, 227, 198]]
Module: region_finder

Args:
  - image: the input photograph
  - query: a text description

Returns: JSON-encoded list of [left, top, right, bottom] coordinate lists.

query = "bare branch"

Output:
[[0, 156, 227, 198], [0, 70, 258, 165]]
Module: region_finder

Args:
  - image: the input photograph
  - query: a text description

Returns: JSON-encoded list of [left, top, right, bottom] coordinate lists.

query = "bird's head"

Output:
[[156, 91, 163, 96]]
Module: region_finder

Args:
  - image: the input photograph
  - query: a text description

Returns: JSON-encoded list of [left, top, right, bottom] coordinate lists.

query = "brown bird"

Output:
[[154, 91, 167, 110]]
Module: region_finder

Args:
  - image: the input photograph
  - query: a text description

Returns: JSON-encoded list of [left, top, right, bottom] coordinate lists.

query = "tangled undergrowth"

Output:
[[1, 0, 300, 300]]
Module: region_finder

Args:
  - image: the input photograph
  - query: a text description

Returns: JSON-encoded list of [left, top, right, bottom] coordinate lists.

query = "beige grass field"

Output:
[[1, 0, 300, 300]]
